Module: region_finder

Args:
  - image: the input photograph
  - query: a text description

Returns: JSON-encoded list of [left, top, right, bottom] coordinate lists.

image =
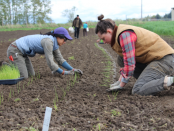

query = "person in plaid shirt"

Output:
[[95, 14, 174, 96]]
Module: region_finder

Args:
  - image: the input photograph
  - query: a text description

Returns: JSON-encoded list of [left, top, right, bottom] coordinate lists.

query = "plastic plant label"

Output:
[[42, 107, 52, 131]]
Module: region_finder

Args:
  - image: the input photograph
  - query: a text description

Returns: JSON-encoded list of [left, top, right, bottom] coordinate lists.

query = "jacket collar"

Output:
[[111, 25, 118, 47]]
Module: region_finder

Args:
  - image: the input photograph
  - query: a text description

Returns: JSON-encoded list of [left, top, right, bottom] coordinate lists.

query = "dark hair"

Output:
[[95, 14, 115, 34], [40, 31, 65, 38]]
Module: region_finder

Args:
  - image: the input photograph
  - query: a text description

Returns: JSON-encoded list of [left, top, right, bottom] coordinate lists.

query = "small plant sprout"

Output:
[[8, 88, 12, 101], [73, 73, 77, 86], [108, 95, 112, 102], [114, 91, 119, 100], [98, 123, 101, 131], [33, 95, 39, 102], [0, 93, 2, 105], [18, 82, 21, 91], [14, 98, 21, 102], [22, 121, 38, 131], [73, 128, 77, 131], [37, 67, 40, 79], [53, 99, 58, 111], [111, 109, 121, 117], [23, 83, 25, 89], [59, 86, 66, 99], [31, 76, 33, 84], [54, 86, 58, 102], [93, 93, 96, 97], [68, 56, 75, 60]]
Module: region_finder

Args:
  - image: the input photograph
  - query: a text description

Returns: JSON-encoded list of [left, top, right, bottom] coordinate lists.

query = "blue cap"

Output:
[[54, 27, 73, 40]]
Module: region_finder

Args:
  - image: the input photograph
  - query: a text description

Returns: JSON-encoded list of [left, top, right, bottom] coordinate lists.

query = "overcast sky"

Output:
[[49, 0, 174, 23]]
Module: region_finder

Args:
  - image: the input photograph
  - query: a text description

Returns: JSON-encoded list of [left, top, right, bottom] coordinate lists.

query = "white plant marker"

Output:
[[42, 107, 52, 131]]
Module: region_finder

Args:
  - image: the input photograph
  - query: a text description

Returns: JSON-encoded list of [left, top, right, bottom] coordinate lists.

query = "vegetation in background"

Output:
[[0, 64, 20, 80], [0, 0, 52, 26], [62, 6, 77, 23], [0, 20, 174, 36]]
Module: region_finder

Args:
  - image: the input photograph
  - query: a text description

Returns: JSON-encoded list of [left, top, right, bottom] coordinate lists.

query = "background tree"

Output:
[[0, 0, 52, 25], [156, 14, 161, 19], [164, 12, 171, 18], [62, 6, 77, 23]]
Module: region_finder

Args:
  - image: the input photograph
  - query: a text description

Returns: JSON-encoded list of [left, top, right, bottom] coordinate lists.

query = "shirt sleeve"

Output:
[[41, 38, 59, 72], [53, 48, 66, 66], [119, 30, 137, 83]]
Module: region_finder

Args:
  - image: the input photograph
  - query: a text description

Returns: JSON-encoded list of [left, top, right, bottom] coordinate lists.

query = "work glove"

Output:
[[106, 84, 123, 92], [73, 69, 83, 75], [52, 70, 74, 75], [64, 70, 74, 75], [110, 81, 121, 88]]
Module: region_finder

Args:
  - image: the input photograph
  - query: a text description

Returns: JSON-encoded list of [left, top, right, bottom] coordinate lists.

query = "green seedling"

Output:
[[98, 124, 101, 131], [68, 56, 75, 60], [114, 91, 119, 100], [53, 99, 58, 111], [23, 83, 25, 89], [37, 67, 40, 79], [60, 87, 66, 99], [1, 93, 3, 103], [111, 110, 121, 116], [0, 95, 1, 105], [31, 76, 33, 84], [54, 86, 58, 102], [0, 64, 20, 80], [93, 94, 96, 97], [108, 95, 112, 102], [22, 122, 38, 131], [27, 80, 30, 86], [33, 96, 39, 102], [73, 128, 77, 131], [14, 98, 21, 102], [73, 73, 77, 86], [8, 89, 12, 101]]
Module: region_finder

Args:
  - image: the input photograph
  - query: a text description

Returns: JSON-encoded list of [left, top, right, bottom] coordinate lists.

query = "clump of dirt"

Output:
[[0, 29, 174, 131]]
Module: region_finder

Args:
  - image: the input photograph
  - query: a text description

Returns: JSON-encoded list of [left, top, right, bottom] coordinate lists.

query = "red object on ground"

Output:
[[9, 55, 14, 61]]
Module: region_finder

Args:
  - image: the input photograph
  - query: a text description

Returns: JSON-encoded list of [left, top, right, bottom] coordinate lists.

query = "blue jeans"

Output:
[[74, 27, 80, 38], [117, 54, 174, 95]]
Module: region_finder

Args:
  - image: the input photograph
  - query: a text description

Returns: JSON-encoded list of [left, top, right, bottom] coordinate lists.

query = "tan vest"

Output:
[[112, 24, 174, 63]]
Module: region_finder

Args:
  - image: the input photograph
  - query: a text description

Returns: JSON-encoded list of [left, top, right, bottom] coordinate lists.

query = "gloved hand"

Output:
[[64, 70, 74, 75], [106, 84, 123, 92], [110, 81, 121, 88], [73, 69, 83, 75], [51, 70, 74, 75]]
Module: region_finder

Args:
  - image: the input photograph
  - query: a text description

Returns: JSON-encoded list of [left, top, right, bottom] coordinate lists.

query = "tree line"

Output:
[[0, 0, 52, 26], [143, 12, 171, 20]]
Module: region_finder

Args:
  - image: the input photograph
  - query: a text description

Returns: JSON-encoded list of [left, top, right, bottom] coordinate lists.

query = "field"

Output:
[[1, 21, 174, 36], [0, 28, 174, 131]]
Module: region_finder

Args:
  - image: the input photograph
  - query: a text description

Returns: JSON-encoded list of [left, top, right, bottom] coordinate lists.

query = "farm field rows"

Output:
[[0, 29, 174, 130]]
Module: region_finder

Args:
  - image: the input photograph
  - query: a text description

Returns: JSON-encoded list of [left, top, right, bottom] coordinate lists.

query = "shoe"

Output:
[[75, 37, 77, 39]]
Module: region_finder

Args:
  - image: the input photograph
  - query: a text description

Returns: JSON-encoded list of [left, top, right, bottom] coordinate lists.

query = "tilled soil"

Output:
[[0, 29, 174, 131]]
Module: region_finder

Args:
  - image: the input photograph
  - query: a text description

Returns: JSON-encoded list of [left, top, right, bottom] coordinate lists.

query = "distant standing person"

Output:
[[72, 15, 83, 39], [83, 22, 88, 37]]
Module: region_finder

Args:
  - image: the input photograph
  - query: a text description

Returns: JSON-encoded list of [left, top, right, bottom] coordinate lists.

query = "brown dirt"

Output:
[[0, 29, 174, 131]]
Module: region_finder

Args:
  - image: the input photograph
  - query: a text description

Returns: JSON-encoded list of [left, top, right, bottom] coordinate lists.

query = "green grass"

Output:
[[0, 20, 174, 36], [132, 21, 174, 36], [0, 64, 20, 80]]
